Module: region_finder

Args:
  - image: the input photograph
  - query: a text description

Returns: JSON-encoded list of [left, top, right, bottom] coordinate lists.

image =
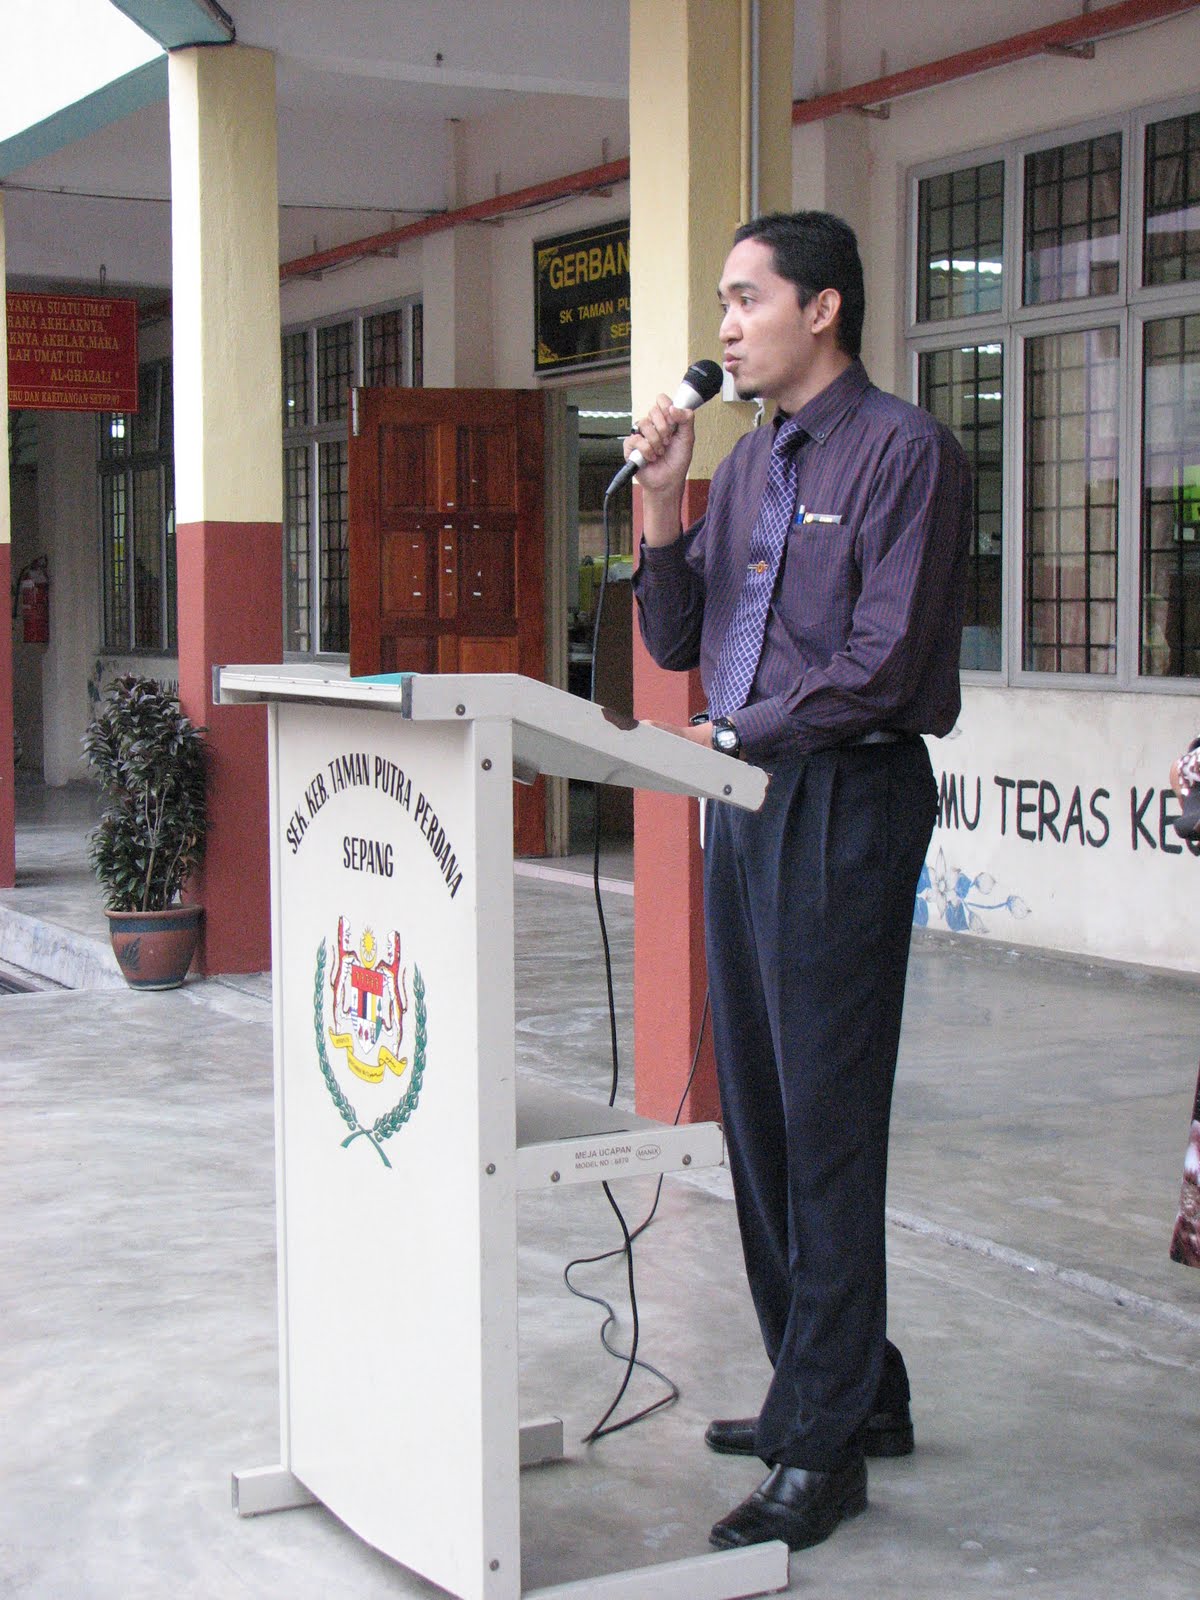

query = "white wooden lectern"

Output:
[[216, 664, 787, 1600]]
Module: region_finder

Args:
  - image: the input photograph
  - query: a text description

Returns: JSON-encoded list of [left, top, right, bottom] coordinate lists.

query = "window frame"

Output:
[[281, 294, 422, 660], [911, 336, 1007, 674], [96, 358, 176, 657], [1013, 117, 1128, 324], [906, 96, 1200, 696]]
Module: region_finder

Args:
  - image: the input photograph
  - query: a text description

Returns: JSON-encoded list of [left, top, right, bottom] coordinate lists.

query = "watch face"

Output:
[[712, 722, 740, 754]]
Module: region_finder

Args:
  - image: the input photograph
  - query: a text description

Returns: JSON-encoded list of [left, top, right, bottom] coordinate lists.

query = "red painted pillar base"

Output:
[[176, 520, 282, 974], [631, 481, 717, 1126], [0, 545, 14, 888]]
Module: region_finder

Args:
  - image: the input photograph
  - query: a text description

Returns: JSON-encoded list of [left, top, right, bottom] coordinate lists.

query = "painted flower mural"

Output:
[[914, 849, 1031, 934]]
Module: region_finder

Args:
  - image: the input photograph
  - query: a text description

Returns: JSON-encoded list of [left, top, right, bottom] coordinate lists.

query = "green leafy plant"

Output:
[[82, 674, 208, 912]]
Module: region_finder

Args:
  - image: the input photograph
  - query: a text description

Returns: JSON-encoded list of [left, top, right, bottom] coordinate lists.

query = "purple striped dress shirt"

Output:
[[633, 359, 974, 761]]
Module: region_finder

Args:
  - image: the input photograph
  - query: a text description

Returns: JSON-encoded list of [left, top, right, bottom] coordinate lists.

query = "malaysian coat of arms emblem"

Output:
[[329, 917, 408, 1083], [314, 916, 428, 1167]]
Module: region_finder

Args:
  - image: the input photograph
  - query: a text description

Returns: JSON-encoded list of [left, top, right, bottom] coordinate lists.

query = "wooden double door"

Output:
[[349, 387, 546, 855]]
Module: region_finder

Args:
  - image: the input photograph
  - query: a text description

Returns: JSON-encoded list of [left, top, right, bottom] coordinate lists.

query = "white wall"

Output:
[[834, 0, 1086, 86], [3, 102, 173, 286], [926, 688, 1200, 974], [278, 245, 423, 328]]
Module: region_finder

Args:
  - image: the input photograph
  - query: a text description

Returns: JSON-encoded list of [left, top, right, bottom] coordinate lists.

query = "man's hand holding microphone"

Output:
[[613, 359, 723, 548], [614, 359, 727, 748]]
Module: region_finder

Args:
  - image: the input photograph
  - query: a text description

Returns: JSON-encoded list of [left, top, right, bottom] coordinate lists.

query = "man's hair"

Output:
[[733, 211, 865, 358]]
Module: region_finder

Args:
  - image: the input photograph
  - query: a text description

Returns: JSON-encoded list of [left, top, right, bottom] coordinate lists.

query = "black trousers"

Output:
[[703, 737, 936, 1472]]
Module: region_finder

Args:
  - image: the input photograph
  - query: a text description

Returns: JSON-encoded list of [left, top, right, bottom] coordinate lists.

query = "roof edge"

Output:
[[108, 0, 235, 51]]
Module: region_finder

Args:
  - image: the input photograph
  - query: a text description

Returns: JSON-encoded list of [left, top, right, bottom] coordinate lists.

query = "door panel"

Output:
[[457, 426, 518, 511], [382, 634, 438, 675], [379, 424, 438, 518], [459, 636, 517, 674], [380, 526, 437, 616], [458, 525, 515, 619], [350, 387, 546, 855]]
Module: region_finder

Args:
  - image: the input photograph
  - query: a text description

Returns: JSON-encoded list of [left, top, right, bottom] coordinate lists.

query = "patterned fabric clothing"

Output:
[[1177, 740, 1200, 795], [707, 414, 807, 718], [634, 359, 974, 762], [1170, 1063, 1200, 1268]]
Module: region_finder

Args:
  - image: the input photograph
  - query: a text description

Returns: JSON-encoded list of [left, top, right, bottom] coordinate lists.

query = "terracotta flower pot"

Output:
[[106, 905, 203, 990]]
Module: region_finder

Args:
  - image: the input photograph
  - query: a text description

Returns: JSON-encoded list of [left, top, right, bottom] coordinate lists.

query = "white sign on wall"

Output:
[[919, 685, 1200, 973]]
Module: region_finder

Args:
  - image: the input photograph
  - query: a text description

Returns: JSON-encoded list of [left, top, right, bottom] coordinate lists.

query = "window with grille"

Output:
[[1141, 312, 1200, 676], [916, 161, 1004, 323], [1023, 133, 1122, 306], [281, 298, 422, 656], [1023, 327, 1119, 673], [909, 100, 1200, 687], [98, 361, 176, 653], [1143, 111, 1200, 287], [919, 343, 1004, 670]]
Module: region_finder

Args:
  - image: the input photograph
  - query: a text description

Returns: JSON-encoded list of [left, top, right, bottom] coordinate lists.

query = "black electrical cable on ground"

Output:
[[567, 479, 712, 1444], [567, 990, 710, 1441]]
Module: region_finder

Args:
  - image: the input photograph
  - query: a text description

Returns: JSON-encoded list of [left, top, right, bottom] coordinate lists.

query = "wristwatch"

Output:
[[710, 717, 742, 757]]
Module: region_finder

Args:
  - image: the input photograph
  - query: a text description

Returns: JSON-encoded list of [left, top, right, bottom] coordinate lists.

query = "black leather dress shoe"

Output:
[[705, 1401, 914, 1459], [705, 1416, 761, 1455], [709, 1460, 868, 1552], [864, 1402, 915, 1458]]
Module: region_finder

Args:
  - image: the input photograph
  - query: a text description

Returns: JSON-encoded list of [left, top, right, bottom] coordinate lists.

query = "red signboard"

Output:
[[7, 292, 139, 413]]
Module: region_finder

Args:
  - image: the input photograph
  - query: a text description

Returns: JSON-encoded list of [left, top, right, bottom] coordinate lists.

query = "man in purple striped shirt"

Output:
[[629, 212, 972, 1556]]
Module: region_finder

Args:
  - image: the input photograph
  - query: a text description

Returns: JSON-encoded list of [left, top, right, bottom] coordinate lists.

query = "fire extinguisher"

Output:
[[17, 556, 50, 645]]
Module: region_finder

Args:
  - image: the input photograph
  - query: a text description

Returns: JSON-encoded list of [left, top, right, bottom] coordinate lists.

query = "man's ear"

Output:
[[808, 287, 842, 338]]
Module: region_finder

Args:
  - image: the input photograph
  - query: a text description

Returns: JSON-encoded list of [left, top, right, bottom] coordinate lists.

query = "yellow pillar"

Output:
[[0, 195, 13, 885], [169, 44, 283, 972], [629, 0, 792, 1122]]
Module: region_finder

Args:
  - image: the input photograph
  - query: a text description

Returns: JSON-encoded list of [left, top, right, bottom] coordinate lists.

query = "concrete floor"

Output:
[[1, 778, 1199, 1598]]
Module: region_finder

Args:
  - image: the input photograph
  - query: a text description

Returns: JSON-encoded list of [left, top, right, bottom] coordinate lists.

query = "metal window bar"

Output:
[[411, 303, 424, 388], [1023, 328, 1119, 673], [1141, 313, 1200, 676], [1024, 133, 1122, 306], [916, 161, 1003, 323], [101, 471, 130, 649], [318, 439, 350, 653], [282, 330, 310, 430], [1144, 111, 1200, 287], [316, 322, 354, 424], [165, 462, 177, 652], [920, 343, 1004, 669], [97, 362, 174, 652], [284, 444, 312, 653], [363, 309, 405, 387]]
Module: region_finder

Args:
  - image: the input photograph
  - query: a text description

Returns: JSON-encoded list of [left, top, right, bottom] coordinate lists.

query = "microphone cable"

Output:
[[567, 990, 710, 1442], [565, 473, 711, 1443]]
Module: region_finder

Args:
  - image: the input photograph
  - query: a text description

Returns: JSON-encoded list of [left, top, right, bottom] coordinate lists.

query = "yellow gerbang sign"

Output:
[[534, 220, 630, 374]]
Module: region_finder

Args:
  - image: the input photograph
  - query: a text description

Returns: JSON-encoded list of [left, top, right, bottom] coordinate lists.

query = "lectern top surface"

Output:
[[215, 664, 767, 811]]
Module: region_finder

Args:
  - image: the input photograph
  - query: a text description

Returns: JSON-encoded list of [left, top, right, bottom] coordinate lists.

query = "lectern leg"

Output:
[[231, 1464, 318, 1517], [519, 1416, 565, 1467], [523, 1540, 790, 1599]]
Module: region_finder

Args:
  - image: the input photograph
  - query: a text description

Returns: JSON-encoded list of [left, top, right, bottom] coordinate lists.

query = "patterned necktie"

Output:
[[707, 419, 805, 718]]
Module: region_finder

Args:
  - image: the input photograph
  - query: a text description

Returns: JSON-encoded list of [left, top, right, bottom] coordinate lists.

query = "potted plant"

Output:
[[82, 673, 208, 990]]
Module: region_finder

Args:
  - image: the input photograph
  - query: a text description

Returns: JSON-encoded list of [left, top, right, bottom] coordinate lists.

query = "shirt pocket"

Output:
[[781, 520, 859, 644]]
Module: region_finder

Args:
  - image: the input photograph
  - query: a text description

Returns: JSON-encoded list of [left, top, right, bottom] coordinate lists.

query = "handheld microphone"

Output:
[[606, 359, 724, 496]]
